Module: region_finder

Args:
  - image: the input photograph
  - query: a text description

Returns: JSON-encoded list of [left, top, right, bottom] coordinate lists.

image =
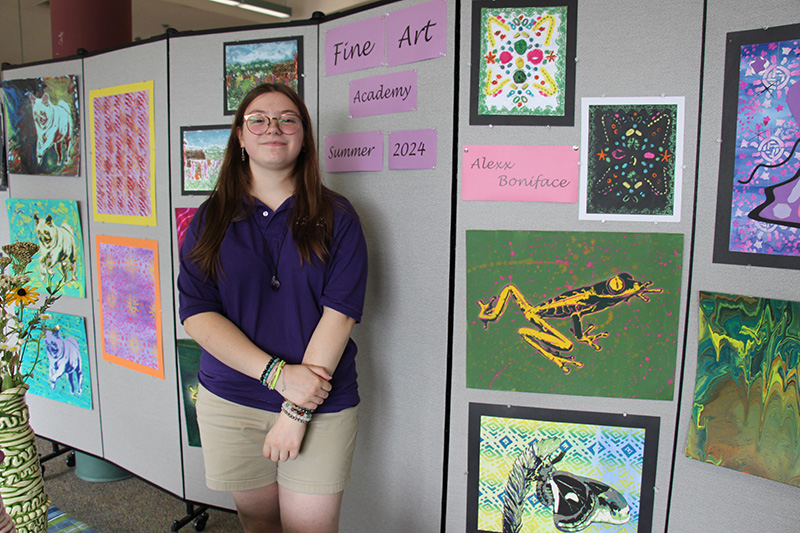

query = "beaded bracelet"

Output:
[[259, 357, 283, 387], [281, 400, 314, 424]]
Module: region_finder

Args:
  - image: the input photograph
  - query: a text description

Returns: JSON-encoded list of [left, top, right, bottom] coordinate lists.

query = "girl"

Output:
[[178, 83, 368, 532]]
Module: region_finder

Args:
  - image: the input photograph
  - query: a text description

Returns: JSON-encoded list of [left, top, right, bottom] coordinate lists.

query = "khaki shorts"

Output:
[[195, 384, 359, 495]]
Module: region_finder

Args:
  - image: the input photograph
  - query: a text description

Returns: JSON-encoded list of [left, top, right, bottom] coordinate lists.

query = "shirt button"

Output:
[[262, 211, 269, 217]]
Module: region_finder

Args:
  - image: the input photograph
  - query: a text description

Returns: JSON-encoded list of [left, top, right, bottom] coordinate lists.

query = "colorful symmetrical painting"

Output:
[[177, 338, 202, 447], [2, 75, 81, 176], [175, 207, 198, 249], [6, 198, 86, 298], [181, 125, 228, 194], [714, 23, 800, 270], [686, 291, 800, 488], [224, 37, 303, 115], [20, 310, 92, 410], [470, 0, 576, 126], [466, 230, 683, 400], [96, 235, 163, 379], [580, 97, 684, 222], [89, 81, 156, 226], [467, 403, 659, 533]]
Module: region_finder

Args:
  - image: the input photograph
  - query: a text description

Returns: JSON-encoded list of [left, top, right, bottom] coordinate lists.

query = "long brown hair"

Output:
[[188, 83, 337, 280]]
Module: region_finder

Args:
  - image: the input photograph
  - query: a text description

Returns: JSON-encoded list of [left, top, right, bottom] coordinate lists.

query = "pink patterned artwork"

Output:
[[89, 81, 156, 225], [96, 234, 163, 379], [175, 207, 197, 249]]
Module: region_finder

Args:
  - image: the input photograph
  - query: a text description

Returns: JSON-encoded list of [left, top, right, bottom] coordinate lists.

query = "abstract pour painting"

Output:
[[713, 23, 800, 270], [96, 235, 163, 379], [466, 230, 683, 400], [2, 75, 81, 176], [467, 403, 659, 533], [175, 207, 198, 249], [20, 310, 92, 410], [470, 0, 576, 126], [181, 125, 228, 194], [686, 291, 800, 488], [177, 338, 202, 447], [6, 198, 86, 298], [89, 81, 156, 226], [224, 37, 303, 115], [580, 98, 684, 222]]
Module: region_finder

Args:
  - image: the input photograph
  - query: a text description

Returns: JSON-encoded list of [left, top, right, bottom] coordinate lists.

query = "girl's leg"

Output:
[[232, 482, 282, 533], [277, 485, 343, 533]]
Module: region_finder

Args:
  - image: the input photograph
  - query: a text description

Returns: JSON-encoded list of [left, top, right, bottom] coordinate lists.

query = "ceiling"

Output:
[[1, 0, 373, 68]]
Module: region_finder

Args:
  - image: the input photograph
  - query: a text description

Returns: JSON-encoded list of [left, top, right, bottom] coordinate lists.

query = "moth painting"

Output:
[[713, 23, 800, 270], [686, 291, 800, 488], [89, 81, 156, 226], [467, 403, 659, 533], [580, 98, 684, 222], [96, 234, 163, 379], [181, 125, 228, 194], [177, 338, 202, 447], [470, 0, 577, 126], [20, 310, 92, 410], [467, 230, 683, 400], [6, 198, 86, 298], [2, 75, 81, 176], [224, 37, 303, 115]]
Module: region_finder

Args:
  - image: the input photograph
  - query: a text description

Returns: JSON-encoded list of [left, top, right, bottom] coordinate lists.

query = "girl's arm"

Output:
[[183, 311, 332, 409]]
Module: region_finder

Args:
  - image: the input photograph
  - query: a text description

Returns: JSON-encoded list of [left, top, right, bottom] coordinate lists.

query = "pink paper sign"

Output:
[[350, 70, 417, 118], [462, 145, 579, 202], [326, 17, 385, 76], [325, 131, 384, 172], [389, 129, 437, 170], [386, 0, 447, 66]]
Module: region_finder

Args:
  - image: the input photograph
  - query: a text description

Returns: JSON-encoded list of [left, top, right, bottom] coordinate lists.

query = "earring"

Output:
[[241, 147, 246, 161]]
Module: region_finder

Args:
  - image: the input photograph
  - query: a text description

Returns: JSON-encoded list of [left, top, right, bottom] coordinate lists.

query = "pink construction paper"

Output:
[[389, 129, 437, 170], [325, 17, 385, 76], [324, 131, 384, 172], [462, 145, 579, 202], [350, 70, 417, 118], [386, 0, 447, 66]]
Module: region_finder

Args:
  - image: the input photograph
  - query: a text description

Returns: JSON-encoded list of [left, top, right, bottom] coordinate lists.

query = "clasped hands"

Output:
[[262, 363, 331, 463]]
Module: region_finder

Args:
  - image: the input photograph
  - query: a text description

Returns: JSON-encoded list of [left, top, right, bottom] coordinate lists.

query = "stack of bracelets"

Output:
[[281, 400, 314, 424], [260, 358, 315, 424], [260, 357, 286, 390]]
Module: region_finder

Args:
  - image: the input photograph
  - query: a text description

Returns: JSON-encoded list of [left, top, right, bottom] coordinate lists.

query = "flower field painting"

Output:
[[181, 125, 228, 194], [224, 36, 303, 115]]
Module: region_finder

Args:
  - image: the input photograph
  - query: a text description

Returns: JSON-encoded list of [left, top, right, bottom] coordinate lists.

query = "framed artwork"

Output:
[[20, 310, 92, 410], [181, 125, 228, 195], [580, 97, 684, 222], [95, 234, 163, 379], [687, 291, 800, 488], [466, 230, 683, 400], [89, 81, 156, 226], [1, 75, 81, 176], [177, 339, 202, 447], [224, 36, 303, 115], [467, 403, 659, 533], [6, 198, 86, 298], [175, 207, 198, 250], [470, 0, 577, 126], [1, 99, 7, 189], [713, 23, 800, 269]]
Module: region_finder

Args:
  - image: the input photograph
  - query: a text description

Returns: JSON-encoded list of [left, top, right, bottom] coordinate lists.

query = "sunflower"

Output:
[[5, 286, 40, 306]]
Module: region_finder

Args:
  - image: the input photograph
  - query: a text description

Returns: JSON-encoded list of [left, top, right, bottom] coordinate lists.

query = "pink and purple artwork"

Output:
[[96, 235, 163, 379], [714, 24, 800, 269], [175, 207, 197, 249]]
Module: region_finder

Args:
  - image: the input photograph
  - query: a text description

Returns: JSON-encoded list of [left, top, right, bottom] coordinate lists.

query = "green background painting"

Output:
[[686, 292, 800, 487], [6, 198, 86, 298], [177, 338, 202, 447], [466, 230, 683, 399]]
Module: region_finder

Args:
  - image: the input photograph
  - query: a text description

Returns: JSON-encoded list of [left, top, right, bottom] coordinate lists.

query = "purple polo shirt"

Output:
[[178, 195, 368, 413]]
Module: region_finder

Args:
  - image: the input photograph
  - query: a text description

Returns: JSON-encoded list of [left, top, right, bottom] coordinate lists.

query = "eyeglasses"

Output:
[[243, 113, 302, 135]]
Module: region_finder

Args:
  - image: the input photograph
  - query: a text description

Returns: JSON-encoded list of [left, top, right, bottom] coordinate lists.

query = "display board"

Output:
[[1, 0, 799, 530]]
